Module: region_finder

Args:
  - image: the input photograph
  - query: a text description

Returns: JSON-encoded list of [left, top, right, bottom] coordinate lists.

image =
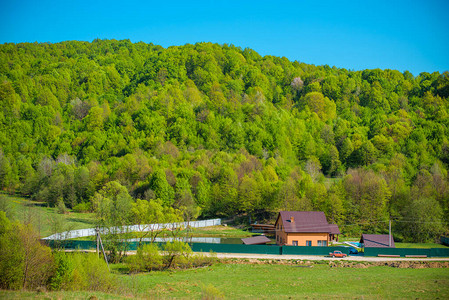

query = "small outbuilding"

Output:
[[360, 234, 395, 248], [241, 235, 272, 245]]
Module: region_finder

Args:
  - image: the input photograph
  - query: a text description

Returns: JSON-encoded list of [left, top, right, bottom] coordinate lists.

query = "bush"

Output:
[[56, 197, 68, 214], [48, 251, 74, 290], [49, 252, 115, 292], [127, 243, 163, 273], [72, 202, 91, 213], [127, 242, 216, 273], [189, 251, 217, 268], [201, 284, 224, 299], [0, 213, 54, 290], [75, 253, 115, 291], [163, 241, 192, 269]]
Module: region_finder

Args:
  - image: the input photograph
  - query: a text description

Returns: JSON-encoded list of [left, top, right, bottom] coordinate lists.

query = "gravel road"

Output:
[[68, 249, 449, 262]]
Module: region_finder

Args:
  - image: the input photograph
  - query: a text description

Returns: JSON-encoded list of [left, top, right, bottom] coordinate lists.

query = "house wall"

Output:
[[275, 214, 287, 245], [285, 233, 329, 246]]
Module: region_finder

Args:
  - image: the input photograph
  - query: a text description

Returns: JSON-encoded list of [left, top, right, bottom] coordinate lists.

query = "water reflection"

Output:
[[126, 237, 249, 244]]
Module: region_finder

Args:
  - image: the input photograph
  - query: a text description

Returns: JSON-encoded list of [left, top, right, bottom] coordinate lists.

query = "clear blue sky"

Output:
[[1, 0, 448, 75]]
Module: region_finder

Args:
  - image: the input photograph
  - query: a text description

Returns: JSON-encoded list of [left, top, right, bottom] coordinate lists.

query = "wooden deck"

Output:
[[251, 224, 275, 234]]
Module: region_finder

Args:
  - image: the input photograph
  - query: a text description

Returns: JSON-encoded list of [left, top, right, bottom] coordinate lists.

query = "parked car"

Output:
[[329, 250, 347, 258]]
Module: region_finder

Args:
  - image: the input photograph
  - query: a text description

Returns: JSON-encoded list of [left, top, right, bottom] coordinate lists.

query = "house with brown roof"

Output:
[[360, 234, 395, 248], [275, 211, 340, 246]]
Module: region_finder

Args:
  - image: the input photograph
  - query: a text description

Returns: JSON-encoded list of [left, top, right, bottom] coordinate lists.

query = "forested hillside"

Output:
[[0, 40, 448, 241]]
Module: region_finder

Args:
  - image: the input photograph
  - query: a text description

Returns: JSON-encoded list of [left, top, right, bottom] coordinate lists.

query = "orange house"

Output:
[[275, 211, 340, 246]]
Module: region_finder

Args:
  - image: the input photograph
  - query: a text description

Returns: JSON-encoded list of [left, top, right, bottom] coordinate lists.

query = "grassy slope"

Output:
[[2, 194, 253, 239], [1, 263, 448, 299], [1, 194, 95, 238]]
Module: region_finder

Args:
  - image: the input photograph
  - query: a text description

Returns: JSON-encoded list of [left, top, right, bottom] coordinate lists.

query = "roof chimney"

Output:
[[290, 216, 294, 223]]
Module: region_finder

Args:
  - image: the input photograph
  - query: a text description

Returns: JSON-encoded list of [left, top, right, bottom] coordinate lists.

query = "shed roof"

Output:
[[241, 235, 272, 245], [329, 224, 341, 235], [360, 234, 395, 248], [276, 211, 332, 233]]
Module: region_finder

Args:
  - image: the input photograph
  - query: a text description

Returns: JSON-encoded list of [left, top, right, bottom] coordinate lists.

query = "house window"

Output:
[[292, 240, 298, 246], [276, 235, 279, 242], [306, 240, 312, 246], [317, 240, 327, 247], [317, 240, 327, 246]]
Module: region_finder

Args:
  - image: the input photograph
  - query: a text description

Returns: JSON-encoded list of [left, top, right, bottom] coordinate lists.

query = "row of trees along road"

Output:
[[0, 40, 448, 242]]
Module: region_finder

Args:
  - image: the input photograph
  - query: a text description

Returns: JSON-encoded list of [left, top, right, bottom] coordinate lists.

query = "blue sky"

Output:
[[1, 0, 448, 75]]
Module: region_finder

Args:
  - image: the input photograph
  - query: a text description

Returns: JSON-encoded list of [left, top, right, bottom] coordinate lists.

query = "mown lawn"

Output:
[[180, 225, 255, 238], [1, 263, 448, 299]]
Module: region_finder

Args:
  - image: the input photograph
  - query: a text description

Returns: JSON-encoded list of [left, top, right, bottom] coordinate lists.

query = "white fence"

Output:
[[42, 218, 222, 240], [127, 237, 222, 244]]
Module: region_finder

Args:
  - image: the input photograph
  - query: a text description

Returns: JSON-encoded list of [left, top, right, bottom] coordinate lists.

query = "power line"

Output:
[[338, 219, 448, 227]]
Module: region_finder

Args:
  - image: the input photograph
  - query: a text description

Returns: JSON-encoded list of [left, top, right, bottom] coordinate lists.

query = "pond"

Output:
[[126, 237, 271, 244]]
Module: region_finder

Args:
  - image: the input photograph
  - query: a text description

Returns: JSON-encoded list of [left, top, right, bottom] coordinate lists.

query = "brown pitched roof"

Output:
[[360, 234, 395, 248], [329, 224, 341, 235], [276, 211, 332, 233], [241, 235, 272, 245]]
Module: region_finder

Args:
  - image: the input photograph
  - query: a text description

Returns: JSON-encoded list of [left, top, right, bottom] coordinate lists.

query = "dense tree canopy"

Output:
[[0, 40, 448, 241]]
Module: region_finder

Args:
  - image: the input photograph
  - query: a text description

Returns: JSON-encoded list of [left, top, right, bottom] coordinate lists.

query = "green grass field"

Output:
[[395, 242, 448, 248], [1, 193, 95, 238], [182, 225, 255, 238], [116, 264, 449, 299], [1, 263, 448, 299]]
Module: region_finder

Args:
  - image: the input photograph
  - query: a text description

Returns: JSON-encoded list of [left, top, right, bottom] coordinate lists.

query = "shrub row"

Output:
[[127, 241, 216, 273]]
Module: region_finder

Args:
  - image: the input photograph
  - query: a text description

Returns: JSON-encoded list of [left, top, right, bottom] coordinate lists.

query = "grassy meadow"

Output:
[[116, 263, 449, 299], [1, 263, 448, 299], [1, 193, 95, 238]]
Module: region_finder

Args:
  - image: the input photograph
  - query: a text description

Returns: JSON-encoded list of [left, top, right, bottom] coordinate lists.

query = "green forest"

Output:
[[1, 39, 448, 242]]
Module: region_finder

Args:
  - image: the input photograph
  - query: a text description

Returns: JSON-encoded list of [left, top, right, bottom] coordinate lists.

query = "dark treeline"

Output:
[[0, 40, 448, 241]]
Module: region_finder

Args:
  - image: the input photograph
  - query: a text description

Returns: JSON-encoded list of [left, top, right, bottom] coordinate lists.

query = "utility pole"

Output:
[[95, 226, 109, 270], [96, 226, 100, 258], [389, 219, 391, 247]]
